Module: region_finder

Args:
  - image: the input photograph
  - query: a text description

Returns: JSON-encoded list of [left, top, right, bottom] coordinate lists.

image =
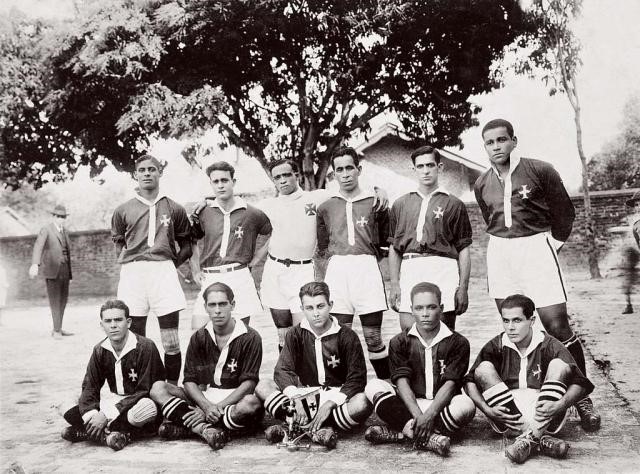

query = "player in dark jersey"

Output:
[[60, 299, 165, 451], [255, 281, 372, 449], [388, 146, 472, 331], [111, 154, 192, 385], [150, 282, 263, 450], [464, 294, 594, 464], [317, 147, 390, 379], [364, 282, 475, 456], [474, 119, 600, 431]]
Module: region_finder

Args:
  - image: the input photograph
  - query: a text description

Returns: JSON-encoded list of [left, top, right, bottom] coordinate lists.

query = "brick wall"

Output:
[[1, 189, 636, 302]]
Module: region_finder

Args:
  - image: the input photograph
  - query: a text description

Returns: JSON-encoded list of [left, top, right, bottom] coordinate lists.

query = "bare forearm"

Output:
[[464, 382, 492, 416], [218, 380, 256, 408], [426, 381, 457, 418], [457, 246, 470, 290], [396, 378, 422, 418], [388, 245, 402, 284], [183, 382, 211, 410]]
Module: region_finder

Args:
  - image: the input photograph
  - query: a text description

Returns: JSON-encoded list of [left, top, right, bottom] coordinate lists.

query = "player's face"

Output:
[[413, 153, 442, 187], [333, 155, 361, 193], [301, 294, 333, 334], [135, 159, 162, 191], [483, 127, 517, 168], [411, 291, 442, 333], [100, 308, 131, 345], [271, 163, 299, 196], [501, 307, 535, 345], [205, 291, 235, 329], [209, 170, 235, 200]]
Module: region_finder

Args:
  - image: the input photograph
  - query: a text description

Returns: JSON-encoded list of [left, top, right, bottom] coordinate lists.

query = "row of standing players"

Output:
[[60, 118, 600, 464]]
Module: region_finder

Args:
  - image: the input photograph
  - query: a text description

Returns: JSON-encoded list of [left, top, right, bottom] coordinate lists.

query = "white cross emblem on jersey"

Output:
[[356, 216, 368, 227], [439, 359, 446, 375], [519, 184, 531, 199], [128, 368, 138, 382], [433, 207, 444, 219], [234, 226, 244, 239], [327, 354, 340, 368], [532, 363, 541, 380], [160, 214, 171, 226], [227, 358, 238, 373]]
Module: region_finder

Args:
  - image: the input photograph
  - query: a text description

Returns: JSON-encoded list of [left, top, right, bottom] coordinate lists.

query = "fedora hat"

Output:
[[626, 190, 640, 208], [51, 204, 69, 217]]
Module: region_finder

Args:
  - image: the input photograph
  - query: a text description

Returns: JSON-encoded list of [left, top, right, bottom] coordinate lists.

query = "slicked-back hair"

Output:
[[206, 161, 236, 179], [269, 158, 299, 174], [299, 281, 330, 304], [482, 119, 515, 139], [331, 146, 360, 169], [202, 281, 235, 304], [100, 299, 130, 320], [500, 294, 535, 319], [135, 154, 162, 170], [410, 145, 441, 165], [410, 282, 442, 305]]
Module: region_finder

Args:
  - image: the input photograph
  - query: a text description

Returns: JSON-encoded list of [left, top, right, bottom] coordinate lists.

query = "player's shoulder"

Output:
[[474, 168, 493, 188], [113, 198, 137, 213], [162, 196, 187, 212], [520, 157, 555, 174], [133, 334, 157, 350], [447, 330, 470, 348], [243, 324, 263, 343], [390, 329, 411, 346], [393, 192, 417, 207], [246, 202, 268, 218]]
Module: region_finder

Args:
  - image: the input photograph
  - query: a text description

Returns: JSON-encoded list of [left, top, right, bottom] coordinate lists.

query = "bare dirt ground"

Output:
[[1, 273, 639, 473]]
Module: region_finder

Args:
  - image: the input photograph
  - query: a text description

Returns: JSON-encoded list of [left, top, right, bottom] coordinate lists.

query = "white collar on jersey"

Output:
[[101, 330, 138, 362], [490, 151, 521, 179], [408, 321, 452, 348], [205, 318, 248, 347], [415, 187, 449, 200], [134, 192, 167, 207], [331, 189, 375, 202], [207, 196, 248, 214], [501, 328, 545, 359], [300, 316, 341, 339], [278, 188, 305, 201]]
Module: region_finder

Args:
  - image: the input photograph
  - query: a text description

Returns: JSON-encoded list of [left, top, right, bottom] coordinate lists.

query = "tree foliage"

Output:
[[588, 94, 640, 191], [2, 0, 540, 189]]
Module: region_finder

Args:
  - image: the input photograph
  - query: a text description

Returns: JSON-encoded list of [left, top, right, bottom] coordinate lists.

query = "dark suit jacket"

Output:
[[31, 223, 72, 280]]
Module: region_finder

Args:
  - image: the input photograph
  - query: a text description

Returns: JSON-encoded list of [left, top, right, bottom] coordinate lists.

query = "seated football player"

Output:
[[464, 294, 594, 464], [150, 282, 263, 450], [364, 282, 476, 456], [255, 281, 372, 450], [60, 299, 165, 451]]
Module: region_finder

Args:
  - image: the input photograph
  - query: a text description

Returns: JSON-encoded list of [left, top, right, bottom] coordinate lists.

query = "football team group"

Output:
[[58, 118, 601, 464]]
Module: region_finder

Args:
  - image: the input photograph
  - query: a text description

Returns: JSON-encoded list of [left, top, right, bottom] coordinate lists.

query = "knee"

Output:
[[127, 398, 158, 427], [150, 381, 169, 401], [347, 393, 373, 419], [547, 358, 571, 380], [364, 378, 394, 403], [474, 361, 499, 387], [238, 394, 263, 416], [255, 379, 278, 401], [450, 394, 476, 426]]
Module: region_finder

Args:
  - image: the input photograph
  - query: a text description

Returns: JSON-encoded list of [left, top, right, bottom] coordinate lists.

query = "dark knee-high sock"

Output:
[[264, 391, 291, 421], [562, 333, 587, 376], [161, 397, 208, 434], [63, 405, 84, 427], [372, 392, 412, 432], [164, 353, 182, 384]]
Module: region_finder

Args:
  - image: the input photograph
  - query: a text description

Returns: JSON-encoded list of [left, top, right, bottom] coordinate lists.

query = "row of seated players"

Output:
[[61, 281, 594, 465]]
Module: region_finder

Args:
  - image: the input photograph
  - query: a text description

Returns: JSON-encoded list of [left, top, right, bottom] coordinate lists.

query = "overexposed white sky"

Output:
[[3, 0, 640, 193]]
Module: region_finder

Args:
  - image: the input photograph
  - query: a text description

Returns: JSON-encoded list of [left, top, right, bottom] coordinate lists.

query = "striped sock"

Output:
[[330, 403, 359, 431], [161, 396, 207, 435], [482, 382, 522, 432], [369, 347, 390, 380], [264, 391, 290, 421], [222, 405, 245, 431], [538, 380, 568, 433]]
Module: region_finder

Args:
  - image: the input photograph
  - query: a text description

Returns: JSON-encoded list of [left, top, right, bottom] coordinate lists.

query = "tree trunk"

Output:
[[573, 101, 602, 278]]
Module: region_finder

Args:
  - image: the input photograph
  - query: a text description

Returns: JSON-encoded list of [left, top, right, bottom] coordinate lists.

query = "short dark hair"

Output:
[[202, 282, 235, 304], [482, 119, 515, 139], [99, 299, 130, 319], [410, 282, 442, 304], [331, 146, 360, 169], [500, 294, 535, 319], [206, 161, 235, 179], [135, 154, 162, 170], [269, 159, 299, 174], [299, 281, 330, 303], [410, 145, 441, 165]]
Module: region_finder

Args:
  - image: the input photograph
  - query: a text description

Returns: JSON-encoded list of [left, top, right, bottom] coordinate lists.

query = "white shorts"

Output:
[[487, 232, 567, 308], [398, 255, 459, 313], [496, 388, 568, 435], [117, 260, 186, 316], [203, 387, 236, 404], [260, 257, 315, 313], [324, 254, 388, 315], [284, 386, 348, 407], [192, 266, 264, 329]]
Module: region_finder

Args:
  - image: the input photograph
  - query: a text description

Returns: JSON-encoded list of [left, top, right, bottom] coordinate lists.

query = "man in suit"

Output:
[[29, 204, 73, 339]]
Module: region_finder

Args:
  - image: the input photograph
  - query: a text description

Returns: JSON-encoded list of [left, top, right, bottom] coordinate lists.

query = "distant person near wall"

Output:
[[622, 191, 640, 314], [29, 204, 73, 339]]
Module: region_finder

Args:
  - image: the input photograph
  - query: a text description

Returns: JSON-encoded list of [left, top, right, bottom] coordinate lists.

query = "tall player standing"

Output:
[[473, 119, 600, 431], [111, 155, 192, 386]]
